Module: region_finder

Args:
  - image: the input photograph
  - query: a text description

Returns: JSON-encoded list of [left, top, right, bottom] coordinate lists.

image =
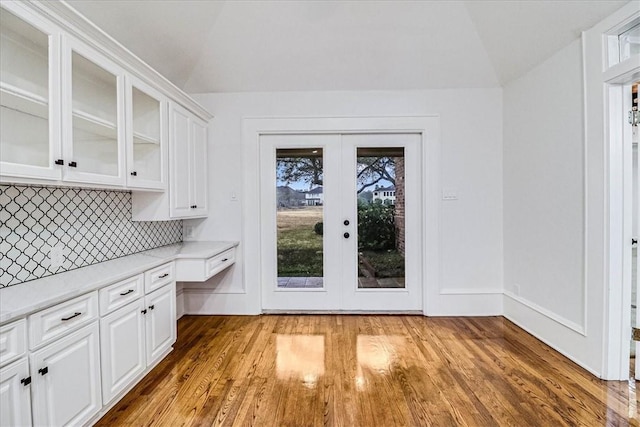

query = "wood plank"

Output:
[[95, 315, 639, 427]]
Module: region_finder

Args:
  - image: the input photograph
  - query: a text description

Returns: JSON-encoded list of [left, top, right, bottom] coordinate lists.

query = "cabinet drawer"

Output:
[[0, 319, 27, 367], [206, 248, 235, 279], [99, 274, 144, 315], [28, 292, 98, 349], [145, 262, 175, 293]]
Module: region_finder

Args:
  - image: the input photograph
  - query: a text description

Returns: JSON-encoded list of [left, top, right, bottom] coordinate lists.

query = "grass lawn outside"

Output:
[[277, 207, 323, 276], [277, 207, 405, 279]]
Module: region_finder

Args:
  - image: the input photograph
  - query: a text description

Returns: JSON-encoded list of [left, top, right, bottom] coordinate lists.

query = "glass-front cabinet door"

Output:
[[126, 77, 166, 190], [62, 36, 125, 186], [0, 4, 62, 180]]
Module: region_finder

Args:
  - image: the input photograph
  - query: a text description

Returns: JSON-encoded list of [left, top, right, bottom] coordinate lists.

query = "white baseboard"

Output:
[[503, 291, 585, 335], [426, 291, 503, 316], [503, 294, 600, 378]]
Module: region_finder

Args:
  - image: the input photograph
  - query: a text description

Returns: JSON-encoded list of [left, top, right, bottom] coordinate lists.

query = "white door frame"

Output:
[[242, 116, 441, 315], [587, 2, 640, 380]]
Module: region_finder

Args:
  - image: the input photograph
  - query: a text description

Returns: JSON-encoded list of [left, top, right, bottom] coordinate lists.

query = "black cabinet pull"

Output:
[[148, 304, 155, 310], [68, 161, 77, 167], [21, 377, 31, 386], [54, 159, 64, 165], [141, 309, 147, 314], [38, 367, 48, 376], [221, 258, 228, 262], [158, 273, 169, 278], [119, 289, 134, 296], [61, 312, 81, 321], [131, 171, 137, 176]]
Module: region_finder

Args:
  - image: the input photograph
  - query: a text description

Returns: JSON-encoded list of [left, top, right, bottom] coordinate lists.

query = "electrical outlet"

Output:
[[49, 245, 65, 269], [230, 191, 238, 202], [184, 226, 194, 239], [513, 283, 521, 296]]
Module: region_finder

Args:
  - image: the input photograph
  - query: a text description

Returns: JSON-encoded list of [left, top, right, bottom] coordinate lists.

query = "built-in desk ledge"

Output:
[[0, 241, 239, 325]]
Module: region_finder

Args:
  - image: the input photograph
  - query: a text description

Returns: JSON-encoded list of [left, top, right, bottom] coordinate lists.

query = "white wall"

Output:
[[503, 37, 605, 377], [183, 89, 503, 315], [503, 39, 585, 327]]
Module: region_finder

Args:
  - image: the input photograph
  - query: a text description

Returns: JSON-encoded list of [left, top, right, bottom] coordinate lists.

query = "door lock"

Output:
[[344, 220, 350, 226], [344, 232, 350, 239]]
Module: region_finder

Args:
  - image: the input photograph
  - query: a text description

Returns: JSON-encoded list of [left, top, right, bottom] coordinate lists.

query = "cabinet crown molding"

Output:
[[20, 0, 213, 121]]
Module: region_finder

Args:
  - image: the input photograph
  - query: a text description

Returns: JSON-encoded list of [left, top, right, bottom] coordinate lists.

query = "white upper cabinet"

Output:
[[169, 102, 208, 218], [126, 77, 167, 190], [131, 102, 208, 220], [0, 1, 212, 215], [0, 4, 62, 180], [190, 116, 208, 217], [62, 36, 126, 187]]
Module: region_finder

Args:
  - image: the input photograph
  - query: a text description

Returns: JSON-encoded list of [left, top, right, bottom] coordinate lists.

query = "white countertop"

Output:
[[0, 241, 238, 325]]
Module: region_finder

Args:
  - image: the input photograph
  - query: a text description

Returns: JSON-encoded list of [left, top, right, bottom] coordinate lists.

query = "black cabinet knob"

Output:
[[131, 171, 137, 176], [344, 232, 350, 239], [344, 220, 350, 226]]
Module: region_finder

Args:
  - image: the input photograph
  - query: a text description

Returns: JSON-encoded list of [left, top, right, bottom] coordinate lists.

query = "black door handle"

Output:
[[344, 232, 350, 239]]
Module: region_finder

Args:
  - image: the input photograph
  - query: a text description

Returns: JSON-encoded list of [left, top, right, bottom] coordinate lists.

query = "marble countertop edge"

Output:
[[0, 241, 239, 325]]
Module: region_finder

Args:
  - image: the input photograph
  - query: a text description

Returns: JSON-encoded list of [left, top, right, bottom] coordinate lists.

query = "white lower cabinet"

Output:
[[30, 322, 101, 427], [1, 263, 178, 426], [100, 281, 176, 405], [0, 358, 32, 427], [145, 284, 176, 365], [100, 299, 145, 404]]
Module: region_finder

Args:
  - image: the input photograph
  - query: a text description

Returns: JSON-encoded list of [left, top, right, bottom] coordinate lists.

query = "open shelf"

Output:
[[1, 9, 49, 99], [0, 82, 48, 120], [73, 109, 117, 140], [133, 131, 159, 145]]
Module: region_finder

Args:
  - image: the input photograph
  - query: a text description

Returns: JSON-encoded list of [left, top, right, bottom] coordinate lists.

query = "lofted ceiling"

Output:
[[66, 0, 630, 93]]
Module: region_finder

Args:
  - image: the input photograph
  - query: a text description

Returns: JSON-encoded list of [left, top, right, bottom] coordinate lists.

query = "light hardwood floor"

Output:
[[96, 315, 639, 426]]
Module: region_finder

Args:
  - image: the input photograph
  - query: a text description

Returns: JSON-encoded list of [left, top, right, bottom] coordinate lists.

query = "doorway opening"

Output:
[[630, 82, 639, 379]]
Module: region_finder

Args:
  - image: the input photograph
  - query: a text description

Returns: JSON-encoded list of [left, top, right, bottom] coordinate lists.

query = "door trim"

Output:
[[242, 116, 441, 315]]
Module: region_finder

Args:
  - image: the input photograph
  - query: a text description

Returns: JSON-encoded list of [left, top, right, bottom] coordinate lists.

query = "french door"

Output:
[[260, 133, 422, 312]]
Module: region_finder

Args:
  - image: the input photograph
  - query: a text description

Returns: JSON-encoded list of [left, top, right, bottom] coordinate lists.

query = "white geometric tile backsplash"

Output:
[[0, 185, 182, 287]]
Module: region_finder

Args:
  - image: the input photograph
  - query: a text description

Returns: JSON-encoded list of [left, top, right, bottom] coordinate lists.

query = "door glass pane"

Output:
[[132, 87, 161, 181], [72, 52, 118, 176], [356, 148, 405, 288], [0, 9, 49, 167], [276, 148, 324, 289], [619, 22, 640, 63]]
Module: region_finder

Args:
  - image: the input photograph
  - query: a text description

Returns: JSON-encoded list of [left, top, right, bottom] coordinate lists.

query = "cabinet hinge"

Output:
[[633, 327, 640, 342], [20, 377, 31, 386]]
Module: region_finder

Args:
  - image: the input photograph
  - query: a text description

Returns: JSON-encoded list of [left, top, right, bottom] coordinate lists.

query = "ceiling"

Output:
[[66, 0, 630, 93]]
